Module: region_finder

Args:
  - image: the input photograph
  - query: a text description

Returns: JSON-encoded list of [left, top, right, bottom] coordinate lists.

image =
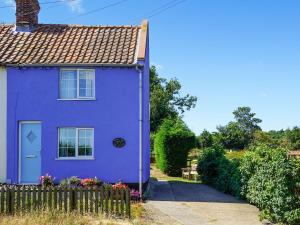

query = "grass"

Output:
[[0, 211, 132, 225], [150, 164, 201, 183], [225, 149, 246, 160], [0, 203, 147, 225]]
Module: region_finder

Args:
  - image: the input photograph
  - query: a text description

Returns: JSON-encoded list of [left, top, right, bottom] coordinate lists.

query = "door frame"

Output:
[[18, 121, 42, 184]]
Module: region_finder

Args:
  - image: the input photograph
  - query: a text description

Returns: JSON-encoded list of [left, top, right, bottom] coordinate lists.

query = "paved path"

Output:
[[146, 180, 262, 225]]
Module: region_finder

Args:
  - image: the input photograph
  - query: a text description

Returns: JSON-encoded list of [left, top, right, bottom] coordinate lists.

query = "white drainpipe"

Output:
[[136, 65, 143, 198]]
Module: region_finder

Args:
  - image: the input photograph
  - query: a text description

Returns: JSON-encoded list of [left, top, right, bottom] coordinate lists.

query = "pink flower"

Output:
[[39, 174, 54, 187]]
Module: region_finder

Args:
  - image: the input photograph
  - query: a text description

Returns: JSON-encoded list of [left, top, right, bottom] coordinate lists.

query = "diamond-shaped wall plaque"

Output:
[[27, 131, 37, 143]]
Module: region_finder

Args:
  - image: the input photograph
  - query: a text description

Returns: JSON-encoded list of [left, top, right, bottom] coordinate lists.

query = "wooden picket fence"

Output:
[[0, 186, 131, 218]]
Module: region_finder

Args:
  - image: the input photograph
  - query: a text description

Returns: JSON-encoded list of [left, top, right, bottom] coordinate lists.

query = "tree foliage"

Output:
[[286, 127, 300, 150], [252, 127, 300, 150], [150, 66, 197, 132], [217, 122, 249, 149], [233, 106, 262, 135], [197, 129, 213, 148], [210, 107, 262, 150]]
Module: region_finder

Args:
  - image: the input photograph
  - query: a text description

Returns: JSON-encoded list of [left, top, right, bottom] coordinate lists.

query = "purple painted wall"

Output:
[[142, 30, 151, 182], [6, 66, 150, 184]]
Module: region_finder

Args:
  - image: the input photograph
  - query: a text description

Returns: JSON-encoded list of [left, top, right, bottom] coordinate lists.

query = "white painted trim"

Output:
[[0, 67, 7, 183], [18, 121, 42, 184], [57, 98, 96, 101], [59, 68, 96, 100], [57, 127, 94, 160], [55, 158, 95, 161]]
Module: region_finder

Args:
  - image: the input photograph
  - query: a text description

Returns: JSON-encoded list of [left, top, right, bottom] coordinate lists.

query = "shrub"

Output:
[[285, 209, 300, 225], [215, 157, 241, 197], [154, 118, 196, 176], [150, 133, 156, 163], [59, 178, 68, 188], [197, 142, 300, 224], [68, 176, 81, 187], [197, 146, 241, 196], [197, 146, 224, 185], [240, 144, 300, 224]]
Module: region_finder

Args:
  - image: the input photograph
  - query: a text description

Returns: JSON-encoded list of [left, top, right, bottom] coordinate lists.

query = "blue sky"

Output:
[[1, 0, 300, 134]]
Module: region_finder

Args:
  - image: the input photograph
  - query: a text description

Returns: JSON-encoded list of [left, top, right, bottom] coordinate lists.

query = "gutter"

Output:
[[136, 64, 143, 199]]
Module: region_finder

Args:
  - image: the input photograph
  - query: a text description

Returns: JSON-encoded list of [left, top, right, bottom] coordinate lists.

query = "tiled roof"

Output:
[[0, 21, 148, 66]]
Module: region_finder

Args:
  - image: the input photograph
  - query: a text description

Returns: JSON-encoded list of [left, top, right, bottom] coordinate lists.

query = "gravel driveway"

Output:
[[145, 180, 262, 225]]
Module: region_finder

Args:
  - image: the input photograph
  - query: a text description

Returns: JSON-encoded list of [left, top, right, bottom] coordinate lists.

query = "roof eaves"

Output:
[[4, 63, 139, 67]]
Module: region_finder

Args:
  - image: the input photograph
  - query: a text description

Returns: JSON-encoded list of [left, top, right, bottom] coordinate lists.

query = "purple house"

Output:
[[0, 0, 150, 193]]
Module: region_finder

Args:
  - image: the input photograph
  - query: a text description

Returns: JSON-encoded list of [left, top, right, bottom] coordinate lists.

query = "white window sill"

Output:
[[55, 157, 95, 161], [57, 98, 96, 101]]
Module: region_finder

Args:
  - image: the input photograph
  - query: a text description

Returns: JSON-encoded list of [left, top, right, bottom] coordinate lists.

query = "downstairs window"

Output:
[[58, 128, 94, 159]]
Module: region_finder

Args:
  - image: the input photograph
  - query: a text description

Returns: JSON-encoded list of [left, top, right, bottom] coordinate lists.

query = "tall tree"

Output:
[[150, 66, 197, 132], [233, 107, 262, 135], [215, 107, 262, 149]]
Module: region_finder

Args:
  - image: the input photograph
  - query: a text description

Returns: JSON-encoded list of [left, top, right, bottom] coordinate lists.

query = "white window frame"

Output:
[[57, 127, 94, 160], [59, 69, 96, 100]]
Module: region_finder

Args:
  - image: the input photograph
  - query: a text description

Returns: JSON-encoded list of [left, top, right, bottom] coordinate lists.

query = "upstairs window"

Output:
[[60, 69, 95, 99]]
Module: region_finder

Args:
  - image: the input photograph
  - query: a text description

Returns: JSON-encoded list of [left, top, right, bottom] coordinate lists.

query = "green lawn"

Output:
[[150, 164, 201, 183]]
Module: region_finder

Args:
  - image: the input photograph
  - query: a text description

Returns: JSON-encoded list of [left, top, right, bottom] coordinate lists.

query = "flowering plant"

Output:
[[130, 189, 140, 200], [68, 176, 81, 187], [81, 177, 102, 187], [39, 174, 54, 187], [112, 182, 128, 189]]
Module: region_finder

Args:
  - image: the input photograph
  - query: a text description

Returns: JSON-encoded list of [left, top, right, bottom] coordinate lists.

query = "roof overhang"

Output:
[[3, 63, 144, 68]]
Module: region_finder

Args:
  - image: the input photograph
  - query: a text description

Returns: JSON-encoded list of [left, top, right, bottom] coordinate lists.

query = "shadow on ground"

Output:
[[151, 180, 246, 203]]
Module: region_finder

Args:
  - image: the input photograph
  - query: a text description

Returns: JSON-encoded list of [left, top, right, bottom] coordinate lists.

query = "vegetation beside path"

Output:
[[197, 144, 300, 225]]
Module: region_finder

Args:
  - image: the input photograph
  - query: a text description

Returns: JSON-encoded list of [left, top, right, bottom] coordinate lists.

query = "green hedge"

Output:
[[197, 146, 241, 197], [197, 144, 300, 225], [154, 118, 196, 176], [240, 144, 300, 225]]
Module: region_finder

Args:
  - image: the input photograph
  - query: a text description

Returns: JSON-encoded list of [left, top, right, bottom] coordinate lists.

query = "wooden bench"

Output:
[[181, 164, 198, 180]]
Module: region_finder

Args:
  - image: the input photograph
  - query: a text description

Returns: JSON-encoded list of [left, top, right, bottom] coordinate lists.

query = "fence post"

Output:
[[69, 188, 76, 212], [73, 188, 77, 211], [125, 187, 131, 218], [6, 188, 12, 215], [0, 187, 5, 214]]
